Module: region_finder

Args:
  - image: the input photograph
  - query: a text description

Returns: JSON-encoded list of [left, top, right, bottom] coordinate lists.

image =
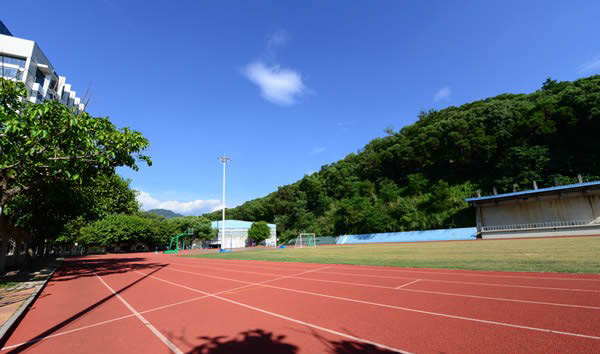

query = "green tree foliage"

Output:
[[1, 78, 150, 266], [0, 79, 151, 210], [79, 214, 169, 248], [206, 75, 600, 237], [166, 216, 216, 241], [64, 213, 217, 249], [247, 222, 271, 244], [8, 174, 139, 246]]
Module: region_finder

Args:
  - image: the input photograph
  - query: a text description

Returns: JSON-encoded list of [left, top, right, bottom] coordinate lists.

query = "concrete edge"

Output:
[[0, 262, 60, 348]]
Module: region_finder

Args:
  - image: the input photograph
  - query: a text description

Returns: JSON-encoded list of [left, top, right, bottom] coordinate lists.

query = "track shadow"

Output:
[[310, 328, 399, 354], [51, 257, 165, 282], [2, 261, 167, 353], [175, 328, 399, 354], [325, 340, 399, 353], [180, 329, 298, 354]]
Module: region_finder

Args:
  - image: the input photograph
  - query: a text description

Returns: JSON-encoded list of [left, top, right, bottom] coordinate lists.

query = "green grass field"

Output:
[[184, 236, 600, 273]]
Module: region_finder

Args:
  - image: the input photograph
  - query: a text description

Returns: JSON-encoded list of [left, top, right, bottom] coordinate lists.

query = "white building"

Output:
[[210, 220, 277, 248], [0, 21, 85, 112]]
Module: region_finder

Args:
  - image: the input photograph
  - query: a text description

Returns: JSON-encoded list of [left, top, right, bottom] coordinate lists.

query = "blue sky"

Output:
[[4, 1, 600, 214]]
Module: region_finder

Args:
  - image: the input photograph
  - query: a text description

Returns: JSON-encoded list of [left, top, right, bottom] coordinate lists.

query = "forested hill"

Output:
[[206, 76, 600, 240], [147, 209, 183, 219]]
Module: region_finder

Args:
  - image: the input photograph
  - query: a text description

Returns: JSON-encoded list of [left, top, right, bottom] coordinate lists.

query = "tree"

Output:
[[79, 214, 168, 249], [247, 222, 271, 244], [1, 78, 151, 270], [167, 216, 215, 241], [0, 79, 150, 210]]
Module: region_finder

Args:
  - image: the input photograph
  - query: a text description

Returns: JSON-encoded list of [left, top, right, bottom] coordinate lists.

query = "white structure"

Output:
[[0, 21, 85, 112], [210, 220, 277, 248], [217, 155, 231, 249]]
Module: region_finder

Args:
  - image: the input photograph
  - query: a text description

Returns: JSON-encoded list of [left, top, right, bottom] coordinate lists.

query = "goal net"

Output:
[[294, 233, 316, 248]]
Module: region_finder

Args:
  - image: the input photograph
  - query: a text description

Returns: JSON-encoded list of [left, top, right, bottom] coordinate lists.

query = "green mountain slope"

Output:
[[206, 76, 600, 240], [147, 208, 183, 219]]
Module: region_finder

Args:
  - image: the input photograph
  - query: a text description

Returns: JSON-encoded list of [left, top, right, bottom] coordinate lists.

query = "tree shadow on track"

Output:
[[175, 329, 297, 354], [1, 262, 167, 353], [310, 328, 400, 354], [172, 328, 399, 354], [51, 257, 166, 282]]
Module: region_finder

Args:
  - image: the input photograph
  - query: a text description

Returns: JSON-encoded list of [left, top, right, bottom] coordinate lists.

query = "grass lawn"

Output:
[[183, 236, 600, 273]]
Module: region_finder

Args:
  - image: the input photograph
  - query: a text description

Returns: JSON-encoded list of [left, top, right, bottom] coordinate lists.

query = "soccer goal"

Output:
[[294, 233, 316, 248]]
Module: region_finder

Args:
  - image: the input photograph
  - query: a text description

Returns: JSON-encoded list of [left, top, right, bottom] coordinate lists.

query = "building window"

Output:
[[0, 66, 22, 79], [0, 54, 26, 68], [35, 68, 45, 87]]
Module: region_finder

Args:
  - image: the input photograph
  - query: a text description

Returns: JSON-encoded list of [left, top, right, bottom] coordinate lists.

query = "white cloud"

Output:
[[243, 61, 307, 105], [136, 190, 221, 215], [267, 29, 289, 49], [434, 86, 451, 102], [311, 147, 326, 154], [579, 56, 600, 73]]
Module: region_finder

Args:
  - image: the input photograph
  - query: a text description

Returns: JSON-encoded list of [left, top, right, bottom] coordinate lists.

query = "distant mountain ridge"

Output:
[[147, 208, 183, 218]]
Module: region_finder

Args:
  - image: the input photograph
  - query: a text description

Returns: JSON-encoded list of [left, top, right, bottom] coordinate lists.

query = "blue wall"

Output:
[[336, 227, 477, 244]]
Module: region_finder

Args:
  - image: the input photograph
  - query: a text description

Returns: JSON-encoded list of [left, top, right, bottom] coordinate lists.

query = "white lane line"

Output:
[[396, 279, 421, 289], [291, 277, 600, 310], [167, 262, 600, 309], [162, 267, 600, 340], [0, 266, 332, 351], [0, 313, 138, 351], [397, 288, 600, 310], [419, 279, 600, 293], [175, 257, 600, 282], [136, 271, 411, 354], [312, 271, 600, 292], [172, 260, 600, 292], [327, 266, 600, 282], [173, 259, 312, 273], [93, 272, 184, 354]]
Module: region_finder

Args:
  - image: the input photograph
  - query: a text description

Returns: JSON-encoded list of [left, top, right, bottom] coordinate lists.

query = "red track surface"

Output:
[[1, 254, 599, 353]]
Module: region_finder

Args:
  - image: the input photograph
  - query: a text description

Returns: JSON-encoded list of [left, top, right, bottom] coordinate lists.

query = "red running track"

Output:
[[1, 253, 599, 353]]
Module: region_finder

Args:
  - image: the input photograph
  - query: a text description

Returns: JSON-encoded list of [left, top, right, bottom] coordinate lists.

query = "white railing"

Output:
[[483, 220, 595, 232]]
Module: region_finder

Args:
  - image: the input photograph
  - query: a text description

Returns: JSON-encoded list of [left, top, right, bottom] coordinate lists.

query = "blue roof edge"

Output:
[[465, 181, 600, 203]]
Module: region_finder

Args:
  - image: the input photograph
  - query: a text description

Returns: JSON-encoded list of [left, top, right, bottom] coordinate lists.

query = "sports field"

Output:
[[186, 236, 600, 273], [1, 251, 599, 353]]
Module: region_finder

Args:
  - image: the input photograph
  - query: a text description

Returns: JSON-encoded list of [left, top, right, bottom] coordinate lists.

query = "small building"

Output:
[[465, 181, 600, 239], [209, 220, 277, 248]]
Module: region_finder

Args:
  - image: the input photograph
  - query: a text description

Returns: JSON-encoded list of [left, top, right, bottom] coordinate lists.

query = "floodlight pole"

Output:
[[218, 155, 231, 251]]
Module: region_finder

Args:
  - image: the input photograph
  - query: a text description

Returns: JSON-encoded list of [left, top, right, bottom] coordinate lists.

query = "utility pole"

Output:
[[218, 156, 231, 251]]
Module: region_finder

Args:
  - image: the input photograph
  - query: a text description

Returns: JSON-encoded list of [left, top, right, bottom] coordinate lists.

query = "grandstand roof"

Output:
[[465, 181, 600, 203], [210, 220, 276, 229]]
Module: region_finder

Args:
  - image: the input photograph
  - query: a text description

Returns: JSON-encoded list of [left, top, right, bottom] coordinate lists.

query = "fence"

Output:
[[285, 227, 477, 246], [482, 220, 594, 232], [336, 227, 477, 244]]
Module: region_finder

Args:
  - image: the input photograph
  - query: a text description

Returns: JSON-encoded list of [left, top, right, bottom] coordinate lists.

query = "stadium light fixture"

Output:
[[218, 155, 231, 251]]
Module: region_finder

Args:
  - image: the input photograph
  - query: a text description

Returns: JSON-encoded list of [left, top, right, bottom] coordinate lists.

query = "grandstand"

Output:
[[466, 180, 600, 239]]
